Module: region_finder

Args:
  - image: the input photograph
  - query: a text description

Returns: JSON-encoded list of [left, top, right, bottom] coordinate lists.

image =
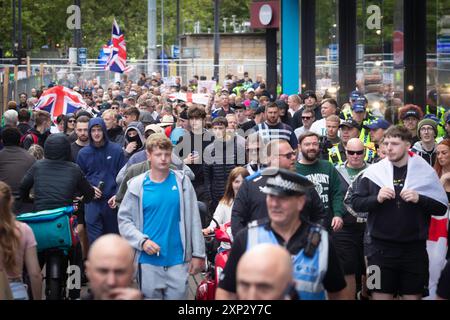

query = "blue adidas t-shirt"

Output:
[[139, 171, 184, 267]]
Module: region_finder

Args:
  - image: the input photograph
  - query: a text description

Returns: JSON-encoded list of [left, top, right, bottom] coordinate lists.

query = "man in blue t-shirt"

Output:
[[118, 133, 205, 299]]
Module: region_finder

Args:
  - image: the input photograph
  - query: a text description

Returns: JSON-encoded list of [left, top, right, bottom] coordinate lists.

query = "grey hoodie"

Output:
[[411, 141, 436, 166], [124, 121, 146, 158], [118, 169, 205, 265]]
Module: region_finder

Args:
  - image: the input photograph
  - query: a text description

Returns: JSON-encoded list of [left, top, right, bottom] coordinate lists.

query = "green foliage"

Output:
[[0, 0, 251, 59]]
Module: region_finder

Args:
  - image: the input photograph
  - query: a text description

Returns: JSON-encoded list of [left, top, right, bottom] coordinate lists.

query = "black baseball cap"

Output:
[[339, 119, 360, 130]]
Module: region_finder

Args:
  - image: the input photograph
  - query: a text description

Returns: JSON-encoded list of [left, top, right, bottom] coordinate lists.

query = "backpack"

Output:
[[20, 130, 39, 148]]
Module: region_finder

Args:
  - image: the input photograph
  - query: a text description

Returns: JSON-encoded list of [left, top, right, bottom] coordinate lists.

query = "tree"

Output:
[[0, 0, 252, 59]]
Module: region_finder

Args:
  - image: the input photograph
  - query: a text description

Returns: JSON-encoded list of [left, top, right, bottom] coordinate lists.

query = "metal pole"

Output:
[[18, 0, 22, 53], [148, 0, 157, 75], [74, 0, 81, 48], [176, 0, 180, 75], [213, 0, 220, 81], [161, 0, 164, 78], [12, 0, 16, 58]]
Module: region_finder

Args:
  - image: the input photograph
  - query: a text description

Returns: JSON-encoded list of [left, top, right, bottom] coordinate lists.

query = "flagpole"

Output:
[[148, 0, 157, 75], [161, 0, 164, 78]]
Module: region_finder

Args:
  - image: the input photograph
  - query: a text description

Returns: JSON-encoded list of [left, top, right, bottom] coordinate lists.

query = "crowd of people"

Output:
[[0, 70, 450, 301]]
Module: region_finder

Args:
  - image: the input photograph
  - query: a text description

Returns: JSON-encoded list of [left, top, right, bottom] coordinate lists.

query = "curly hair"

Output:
[[398, 104, 424, 121]]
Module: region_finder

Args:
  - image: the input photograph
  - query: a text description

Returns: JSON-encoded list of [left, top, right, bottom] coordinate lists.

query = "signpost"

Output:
[[77, 47, 87, 66]]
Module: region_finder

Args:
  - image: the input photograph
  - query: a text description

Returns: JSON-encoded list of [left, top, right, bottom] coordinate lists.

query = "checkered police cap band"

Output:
[[267, 174, 305, 193]]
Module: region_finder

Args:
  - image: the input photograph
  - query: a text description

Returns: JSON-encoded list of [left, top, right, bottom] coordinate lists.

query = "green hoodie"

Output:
[[295, 159, 344, 220]]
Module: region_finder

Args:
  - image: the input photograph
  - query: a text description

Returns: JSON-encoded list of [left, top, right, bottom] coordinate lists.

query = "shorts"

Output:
[[333, 223, 366, 276], [138, 263, 189, 300], [366, 241, 429, 296]]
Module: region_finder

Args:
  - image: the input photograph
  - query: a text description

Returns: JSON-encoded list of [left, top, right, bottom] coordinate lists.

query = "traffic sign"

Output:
[[77, 47, 87, 66]]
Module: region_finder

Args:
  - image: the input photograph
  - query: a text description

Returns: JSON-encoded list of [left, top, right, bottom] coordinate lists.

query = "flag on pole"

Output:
[[34, 86, 88, 121], [425, 211, 449, 299], [105, 19, 132, 73]]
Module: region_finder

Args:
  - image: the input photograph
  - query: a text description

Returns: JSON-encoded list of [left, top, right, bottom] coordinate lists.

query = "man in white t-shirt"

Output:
[[310, 98, 341, 136]]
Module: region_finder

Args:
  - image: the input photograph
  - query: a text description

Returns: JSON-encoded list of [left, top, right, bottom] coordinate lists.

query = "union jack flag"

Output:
[[34, 85, 88, 121], [105, 19, 132, 73]]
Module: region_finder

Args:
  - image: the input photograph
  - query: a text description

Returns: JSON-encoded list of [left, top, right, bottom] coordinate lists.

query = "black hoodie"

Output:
[[20, 133, 95, 211]]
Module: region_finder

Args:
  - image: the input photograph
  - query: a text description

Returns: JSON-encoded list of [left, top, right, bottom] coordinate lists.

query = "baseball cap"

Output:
[[365, 118, 390, 130], [302, 90, 317, 101], [159, 115, 175, 127], [401, 109, 421, 120], [145, 124, 164, 134], [355, 96, 368, 105], [246, 88, 255, 93], [446, 113, 450, 124], [350, 90, 362, 101], [351, 102, 366, 113], [339, 119, 360, 130]]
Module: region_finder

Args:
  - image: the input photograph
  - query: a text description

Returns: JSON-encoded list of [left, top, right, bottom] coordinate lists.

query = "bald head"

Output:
[[88, 234, 134, 263], [346, 138, 364, 150], [237, 244, 293, 300], [86, 235, 135, 300], [346, 138, 366, 168]]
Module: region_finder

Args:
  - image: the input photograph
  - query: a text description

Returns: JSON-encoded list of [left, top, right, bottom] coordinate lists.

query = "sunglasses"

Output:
[[68, 119, 76, 123], [302, 116, 312, 120], [347, 150, 364, 155]]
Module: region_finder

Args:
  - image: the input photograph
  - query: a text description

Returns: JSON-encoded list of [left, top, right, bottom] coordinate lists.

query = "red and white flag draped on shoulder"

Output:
[[362, 152, 449, 299]]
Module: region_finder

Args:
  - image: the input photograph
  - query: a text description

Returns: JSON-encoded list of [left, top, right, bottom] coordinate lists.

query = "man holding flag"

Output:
[[349, 125, 448, 300]]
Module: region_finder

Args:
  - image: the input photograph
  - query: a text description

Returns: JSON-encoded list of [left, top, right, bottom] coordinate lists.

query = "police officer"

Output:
[[231, 139, 327, 237], [342, 97, 377, 146], [327, 119, 361, 166], [425, 89, 446, 138], [217, 168, 347, 300]]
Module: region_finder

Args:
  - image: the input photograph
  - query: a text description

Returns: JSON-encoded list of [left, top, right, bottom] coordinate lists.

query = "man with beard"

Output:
[[296, 132, 344, 232], [231, 139, 327, 237], [71, 115, 92, 264], [71, 116, 90, 162], [252, 102, 298, 149]]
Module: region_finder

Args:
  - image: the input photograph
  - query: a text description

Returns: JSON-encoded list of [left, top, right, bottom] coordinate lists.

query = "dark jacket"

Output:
[[231, 170, 328, 237], [348, 171, 447, 243], [175, 129, 214, 188], [77, 118, 127, 199], [20, 133, 95, 211], [21, 127, 51, 150], [123, 121, 145, 159], [17, 122, 32, 136], [0, 146, 35, 197], [203, 136, 246, 208], [107, 125, 125, 146]]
